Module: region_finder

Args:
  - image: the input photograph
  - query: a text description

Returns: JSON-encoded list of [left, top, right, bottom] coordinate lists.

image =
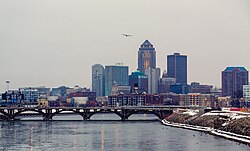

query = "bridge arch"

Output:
[[12, 109, 45, 119], [47, 109, 84, 119], [125, 110, 163, 120], [86, 110, 124, 120], [0, 111, 9, 120]]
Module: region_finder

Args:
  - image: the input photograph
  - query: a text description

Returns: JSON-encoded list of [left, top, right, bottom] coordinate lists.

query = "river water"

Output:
[[0, 114, 249, 151]]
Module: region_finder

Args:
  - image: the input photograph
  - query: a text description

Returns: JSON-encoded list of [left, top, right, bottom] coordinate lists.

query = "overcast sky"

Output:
[[0, 0, 250, 92]]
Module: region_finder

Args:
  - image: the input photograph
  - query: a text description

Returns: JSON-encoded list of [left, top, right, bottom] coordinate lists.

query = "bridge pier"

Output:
[[43, 109, 53, 121], [5, 109, 15, 120], [43, 116, 53, 121], [82, 109, 89, 120], [121, 109, 128, 121], [121, 117, 128, 121]]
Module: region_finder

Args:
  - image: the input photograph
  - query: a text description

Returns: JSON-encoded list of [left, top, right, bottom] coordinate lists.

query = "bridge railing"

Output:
[[0, 105, 196, 110]]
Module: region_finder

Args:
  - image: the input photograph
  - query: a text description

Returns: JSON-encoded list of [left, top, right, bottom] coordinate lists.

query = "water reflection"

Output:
[[101, 127, 104, 151], [0, 115, 249, 151], [113, 124, 120, 151], [29, 124, 34, 151], [72, 124, 77, 151]]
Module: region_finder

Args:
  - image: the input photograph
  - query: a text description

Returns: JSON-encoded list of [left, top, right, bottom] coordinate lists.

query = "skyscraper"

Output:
[[138, 40, 156, 73], [92, 64, 105, 97], [222, 67, 249, 98], [104, 64, 129, 96], [167, 53, 187, 84], [145, 67, 161, 94]]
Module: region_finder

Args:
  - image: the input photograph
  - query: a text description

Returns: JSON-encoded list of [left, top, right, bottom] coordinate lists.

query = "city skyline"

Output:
[[1, 0, 250, 92]]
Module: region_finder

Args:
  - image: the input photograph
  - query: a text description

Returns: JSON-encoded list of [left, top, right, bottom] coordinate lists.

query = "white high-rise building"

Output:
[[145, 67, 160, 94]]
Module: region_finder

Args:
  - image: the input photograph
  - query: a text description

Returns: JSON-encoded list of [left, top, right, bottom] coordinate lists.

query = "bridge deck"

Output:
[[0, 106, 190, 121]]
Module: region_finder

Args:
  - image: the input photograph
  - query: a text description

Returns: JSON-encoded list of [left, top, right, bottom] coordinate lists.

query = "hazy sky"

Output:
[[0, 0, 250, 92]]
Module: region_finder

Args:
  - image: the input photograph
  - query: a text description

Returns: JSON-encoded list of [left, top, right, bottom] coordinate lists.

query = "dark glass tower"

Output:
[[104, 65, 129, 96], [138, 40, 156, 73], [167, 53, 187, 84], [222, 67, 248, 98]]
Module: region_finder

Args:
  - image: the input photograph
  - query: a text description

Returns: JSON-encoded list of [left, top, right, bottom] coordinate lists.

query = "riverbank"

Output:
[[162, 110, 250, 145]]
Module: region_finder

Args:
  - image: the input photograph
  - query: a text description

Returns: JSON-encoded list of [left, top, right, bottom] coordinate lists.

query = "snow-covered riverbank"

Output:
[[162, 119, 250, 144], [162, 109, 250, 145]]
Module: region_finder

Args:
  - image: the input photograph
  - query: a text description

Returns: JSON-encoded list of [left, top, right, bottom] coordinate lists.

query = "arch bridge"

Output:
[[0, 107, 174, 121]]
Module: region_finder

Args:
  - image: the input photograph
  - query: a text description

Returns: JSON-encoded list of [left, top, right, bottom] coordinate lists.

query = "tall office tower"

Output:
[[222, 67, 248, 98], [145, 67, 161, 94], [167, 53, 187, 84], [92, 64, 105, 97], [138, 40, 156, 73], [104, 64, 129, 96], [129, 70, 148, 94]]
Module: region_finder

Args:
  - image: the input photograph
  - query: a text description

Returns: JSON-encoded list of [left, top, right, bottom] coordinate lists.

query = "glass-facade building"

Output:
[[222, 67, 248, 98], [129, 70, 148, 94], [138, 40, 156, 73], [104, 65, 129, 96], [92, 64, 105, 97], [167, 53, 187, 84], [170, 84, 189, 94]]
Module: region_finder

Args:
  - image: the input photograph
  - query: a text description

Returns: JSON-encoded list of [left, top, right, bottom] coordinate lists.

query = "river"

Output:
[[0, 114, 249, 151]]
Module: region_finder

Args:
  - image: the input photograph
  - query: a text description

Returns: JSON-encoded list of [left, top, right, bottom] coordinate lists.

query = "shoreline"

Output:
[[161, 119, 250, 145]]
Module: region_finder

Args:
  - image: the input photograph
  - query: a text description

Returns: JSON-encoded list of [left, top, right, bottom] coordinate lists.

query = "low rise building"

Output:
[[145, 94, 163, 106], [216, 96, 231, 107], [66, 85, 91, 95], [1, 90, 24, 106], [68, 92, 96, 101], [158, 71, 176, 94], [108, 94, 146, 107], [96, 96, 108, 107], [170, 84, 189, 94], [181, 93, 215, 108], [110, 82, 131, 95], [243, 85, 250, 107], [19, 86, 50, 103], [38, 96, 48, 107], [243, 85, 250, 101], [51, 86, 68, 96], [161, 93, 180, 105], [189, 82, 212, 94]]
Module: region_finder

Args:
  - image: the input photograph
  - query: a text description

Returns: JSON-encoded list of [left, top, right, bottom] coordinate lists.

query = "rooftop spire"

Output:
[[141, 40, 153, 48]]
